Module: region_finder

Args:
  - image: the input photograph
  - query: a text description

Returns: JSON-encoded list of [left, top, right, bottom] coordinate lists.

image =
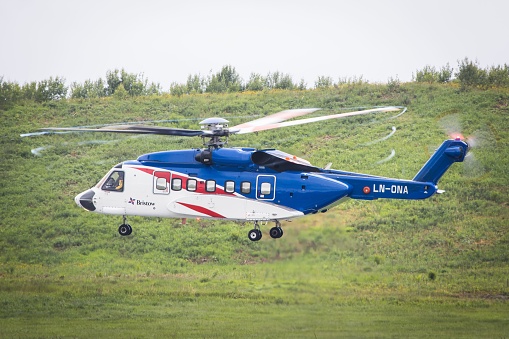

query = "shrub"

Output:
[[314, 76, 335, 89], [456, 58, 487, 89], [245, 73, 266, 91], [438, 63, 453, 83], [414, 65, 438, 83], [487, 64, 509, 88]]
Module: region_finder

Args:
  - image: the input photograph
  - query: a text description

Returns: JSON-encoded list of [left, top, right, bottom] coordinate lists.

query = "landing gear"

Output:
[[248, 228, 262, 242], [118, 216, 132, 236], [118, 224, 132, 236], [248, 221, 262, 242], [269, 220, 283, 239], [269, 226, 283, 239], [248, 220, 284, 241]]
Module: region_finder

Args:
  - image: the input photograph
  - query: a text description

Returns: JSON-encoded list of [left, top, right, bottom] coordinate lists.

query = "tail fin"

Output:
[[413, 139, 468, 184]]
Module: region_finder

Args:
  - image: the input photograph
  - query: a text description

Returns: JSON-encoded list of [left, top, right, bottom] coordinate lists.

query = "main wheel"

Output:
[[248, 229, 262, 242], [269, 226, 283, 239], [119, 224, 132, 236]]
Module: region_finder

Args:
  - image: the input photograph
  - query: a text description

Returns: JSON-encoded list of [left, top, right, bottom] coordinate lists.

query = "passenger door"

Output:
[[256, 175, 276, 201]]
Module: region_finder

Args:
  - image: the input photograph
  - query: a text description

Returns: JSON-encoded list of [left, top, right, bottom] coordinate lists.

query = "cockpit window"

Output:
[[102, 171, 124, 192]]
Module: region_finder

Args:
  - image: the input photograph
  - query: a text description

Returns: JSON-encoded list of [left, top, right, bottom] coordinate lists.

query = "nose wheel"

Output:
[[118, 224, 132, 236], [118, 216, 133, 236]]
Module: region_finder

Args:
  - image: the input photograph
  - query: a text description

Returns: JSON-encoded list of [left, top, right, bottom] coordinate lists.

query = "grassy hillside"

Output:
[[1, 83, 508, 337]]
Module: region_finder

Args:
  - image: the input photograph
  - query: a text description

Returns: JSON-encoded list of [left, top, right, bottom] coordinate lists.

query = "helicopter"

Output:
[[38, 106, 469, 241]]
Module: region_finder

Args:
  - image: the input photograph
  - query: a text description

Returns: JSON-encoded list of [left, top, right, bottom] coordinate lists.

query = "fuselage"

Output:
[[75, 146, 443, 222]]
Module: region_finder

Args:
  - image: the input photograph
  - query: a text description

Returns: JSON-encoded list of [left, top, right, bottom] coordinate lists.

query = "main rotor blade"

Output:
[[40, 125, 206, 137], [230, 108, 321, 131], [231, 106, 401, 134]]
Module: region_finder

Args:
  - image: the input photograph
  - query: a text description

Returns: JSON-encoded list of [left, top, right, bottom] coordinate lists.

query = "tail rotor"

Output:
[[438, 113, 495, 179]]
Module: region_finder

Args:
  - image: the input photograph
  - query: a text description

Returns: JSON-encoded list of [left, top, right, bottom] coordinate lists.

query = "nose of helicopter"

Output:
[[75, 189, 96, 211]]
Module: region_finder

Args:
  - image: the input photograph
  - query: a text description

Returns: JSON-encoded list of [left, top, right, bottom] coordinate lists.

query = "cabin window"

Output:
[[225, 180, 235, 193], [206, 180, 216, 192], [241, 181, 251, 194], [187, 179, 197, 192], [153, 171, 170, 195], [260, 182, 271, 195], [102, 171, 124, 192], [171, 178, 182, 191], [155, 177, 167, 191]]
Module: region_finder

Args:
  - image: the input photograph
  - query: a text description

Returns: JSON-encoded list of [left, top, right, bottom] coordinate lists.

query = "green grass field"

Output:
[[1, 83, 508, 337]]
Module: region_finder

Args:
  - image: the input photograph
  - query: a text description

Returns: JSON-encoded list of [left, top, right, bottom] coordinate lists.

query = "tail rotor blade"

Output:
[[438, 113, 496, 179], [463, 152, 485, 178]]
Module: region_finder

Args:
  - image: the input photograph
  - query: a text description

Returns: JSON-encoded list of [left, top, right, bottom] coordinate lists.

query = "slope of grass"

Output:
[[1, 83, 508, 337]]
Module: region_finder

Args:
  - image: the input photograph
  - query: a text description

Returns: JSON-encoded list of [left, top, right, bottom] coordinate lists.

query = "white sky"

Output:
[[1, 0, 508, 89]]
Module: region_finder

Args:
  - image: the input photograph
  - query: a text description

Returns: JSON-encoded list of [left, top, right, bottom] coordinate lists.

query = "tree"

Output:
[[145, 82, 162, 96], [205, 74, 226, 93], [0, 77, 22, 109], [276, 73, 296, 90], [438, 63, 453, 83], [297, 79, 307, 90], [121, 69, 146, 96], [414, 65, 438, 83], [103, 69, 161, 97], [266, 72, 296, 90], [71, 79, 106, 99], [35, 76, 67, 101], [170, 82, 186, 97], [456, 58, 487, 89], [218, 65, 243, 92], [487, 64, 509, 88], [315, 76, 334, 89], [113, 83, 128, 99], [206, 65, 243, 93], [106, 69, 122, 95], [21, 82, 37, 101], [186, 74, 205, 94], [245, 73, 266, 91]]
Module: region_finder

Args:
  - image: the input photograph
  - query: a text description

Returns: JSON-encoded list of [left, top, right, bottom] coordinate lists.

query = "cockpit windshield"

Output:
[[101, 171, 124, 192]]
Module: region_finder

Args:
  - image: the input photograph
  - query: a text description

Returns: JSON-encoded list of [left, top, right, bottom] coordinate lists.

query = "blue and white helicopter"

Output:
[[42, 107, 468, 241]]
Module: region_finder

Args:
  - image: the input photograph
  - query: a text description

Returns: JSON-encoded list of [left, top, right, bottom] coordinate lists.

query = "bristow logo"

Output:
[[129, 197, 155, 206]]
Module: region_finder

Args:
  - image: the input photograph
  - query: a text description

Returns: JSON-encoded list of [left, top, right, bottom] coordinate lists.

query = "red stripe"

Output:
[[176, 202, 225, 218]]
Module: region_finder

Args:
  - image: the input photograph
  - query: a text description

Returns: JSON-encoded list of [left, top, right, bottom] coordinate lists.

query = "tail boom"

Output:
[[337, 177, 437, 200], [322, 139, 467, 203]]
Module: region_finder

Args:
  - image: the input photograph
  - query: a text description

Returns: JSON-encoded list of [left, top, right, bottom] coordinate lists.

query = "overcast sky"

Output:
[[1, 0, 508, 89]]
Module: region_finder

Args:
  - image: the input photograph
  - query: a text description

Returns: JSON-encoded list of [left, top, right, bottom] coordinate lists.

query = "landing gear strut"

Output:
[[118, 216, 132, 236]]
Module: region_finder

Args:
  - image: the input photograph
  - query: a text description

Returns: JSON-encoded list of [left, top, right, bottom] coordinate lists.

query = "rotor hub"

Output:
[[199, 118, 231, 148]]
